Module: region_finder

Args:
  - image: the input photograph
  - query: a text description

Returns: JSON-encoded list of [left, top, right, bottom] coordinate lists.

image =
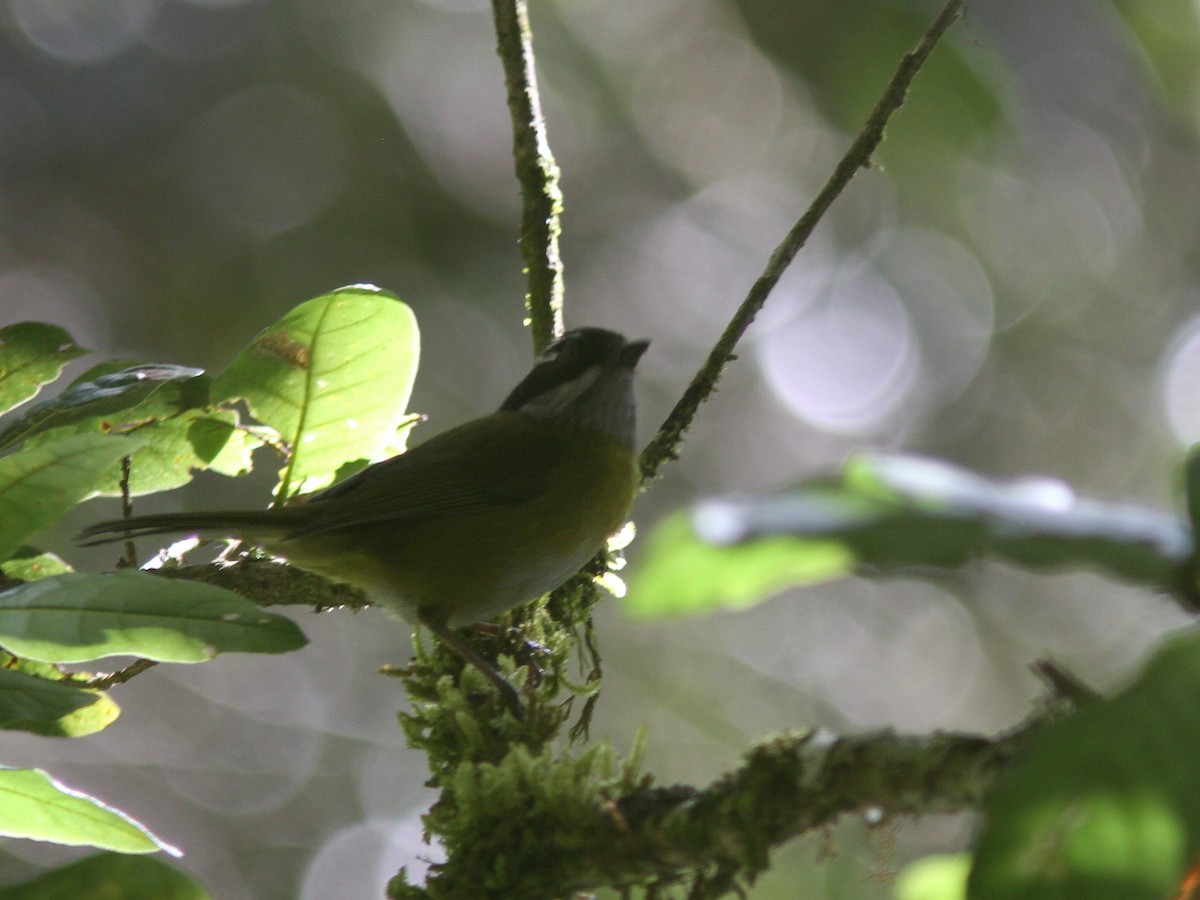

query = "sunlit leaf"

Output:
[[0, 852, 208, 900], [14, 364, 257, 494], [0, 571, 307, 663], [0, 768, 178, 855], [0, 435, 148, 564], [0, 666, 118, 738], [0, 362, 203, 454], [627, 511, 853, 618], [970, 629, 1200, 899], [627, 453, 1193, 618], [895, 854, 970, 900], [1, 651, 120, 737], [0, 546, 73, 581], [187, 412, 258, 479], [212, 284, 420, 497], [0, 322, 88, 418]]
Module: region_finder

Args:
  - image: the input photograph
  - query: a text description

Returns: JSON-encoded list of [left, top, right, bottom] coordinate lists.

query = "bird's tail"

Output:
[[77, 509, 308, 546]]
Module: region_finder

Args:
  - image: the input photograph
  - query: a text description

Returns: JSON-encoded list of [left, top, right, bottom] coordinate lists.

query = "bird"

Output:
[[79, 327, 649, 718]]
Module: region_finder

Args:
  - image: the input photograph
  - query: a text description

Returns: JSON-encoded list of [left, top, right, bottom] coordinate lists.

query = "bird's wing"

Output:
[[287, 412, 566, 536]]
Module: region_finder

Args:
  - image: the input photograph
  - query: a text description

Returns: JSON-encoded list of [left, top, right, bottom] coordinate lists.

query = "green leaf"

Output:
[[627, 453, 1194, 618], [895, 854, 970, 900], [0, 666, 118, 738], [970, 629, 1200, 899], [0, 852, 208, 900], [0, 362, 203, 454], [17, 364, 260, 495], [0, 571, 308, 663], [186, 412, 258, 479], [0, 434, 149, 563], [0, 768, 178, 854], [626, 511, 853, 618], [0, 546, 73, 581], [0, 322, 88, 417], [212, 284, 420, 497], [850, 454, 1191, 583]]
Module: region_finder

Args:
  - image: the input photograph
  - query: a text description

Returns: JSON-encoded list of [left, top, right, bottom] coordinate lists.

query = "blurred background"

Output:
[[1, 0, 1198, 896]]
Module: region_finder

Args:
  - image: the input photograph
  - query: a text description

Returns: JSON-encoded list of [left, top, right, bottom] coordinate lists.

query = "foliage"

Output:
[[630, 452, 1196, 618], [0, 287, 418, 891], [631, 445, 1200, 897], [0, 852, 208, 900], [0, 768, 176, 855]]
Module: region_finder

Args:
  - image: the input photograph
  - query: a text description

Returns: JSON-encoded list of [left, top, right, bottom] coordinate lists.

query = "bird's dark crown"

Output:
[[499, 328, 647, 414]]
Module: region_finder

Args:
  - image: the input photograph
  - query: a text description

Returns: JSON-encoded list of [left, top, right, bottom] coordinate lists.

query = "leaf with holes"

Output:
[[0, 322, 88, 418]]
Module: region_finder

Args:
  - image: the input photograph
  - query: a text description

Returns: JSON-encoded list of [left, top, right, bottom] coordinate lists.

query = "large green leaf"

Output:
[[0, 571, 308, 663], [0, 768, 178, 854], [0, 434, 148, 564], [212, 284, 420, 497], [0, 362, 204, 454], [627, 453, 1193, 618], [0, 322, 88, 417], [0, 852, 208, 900], [970, 629, 1200, 899], [0, 666, 118, 738]]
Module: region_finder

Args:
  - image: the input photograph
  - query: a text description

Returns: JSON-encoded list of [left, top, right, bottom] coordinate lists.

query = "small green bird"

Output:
[[79, 328, 648, 718]]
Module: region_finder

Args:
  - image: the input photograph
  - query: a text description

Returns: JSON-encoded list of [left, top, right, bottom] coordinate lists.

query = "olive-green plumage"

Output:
[[78, 328, 648, 717]]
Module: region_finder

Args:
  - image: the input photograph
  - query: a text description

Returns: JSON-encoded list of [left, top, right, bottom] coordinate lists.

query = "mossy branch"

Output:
[[491, 0, 564, 353], [638, 0, 968, 484], [387, 725, 1023, 900]]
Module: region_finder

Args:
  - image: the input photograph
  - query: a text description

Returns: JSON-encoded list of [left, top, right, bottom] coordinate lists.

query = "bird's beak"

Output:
[[622, 339, 650, 368]]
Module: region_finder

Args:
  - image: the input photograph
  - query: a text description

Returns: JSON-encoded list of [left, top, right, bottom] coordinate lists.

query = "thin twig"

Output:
[[639, 0, 967, 483], [86, 658, 158, 690], [491, 0, 564, 353], [118, 455, 137, 568]]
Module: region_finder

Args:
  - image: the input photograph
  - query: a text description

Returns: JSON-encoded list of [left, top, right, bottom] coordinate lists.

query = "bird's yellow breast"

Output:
[[267, 414, 638, 627]]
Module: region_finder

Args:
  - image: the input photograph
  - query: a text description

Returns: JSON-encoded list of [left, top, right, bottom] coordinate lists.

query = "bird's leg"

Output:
[[471, 620, 550, 655], [469, 622, 550, 674], [425, 621, 524, 720]]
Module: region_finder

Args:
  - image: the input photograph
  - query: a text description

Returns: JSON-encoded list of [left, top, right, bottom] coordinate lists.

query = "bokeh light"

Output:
[[756, 260, 917, 435], [11, 0, 159, 64], [1162, 311, 1200, 444], [183, 84, 349, 237]]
